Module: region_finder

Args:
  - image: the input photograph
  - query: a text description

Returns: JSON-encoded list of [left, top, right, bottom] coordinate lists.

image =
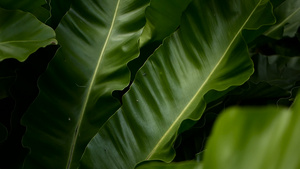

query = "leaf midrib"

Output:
[[145, 0, 261, 160], [264, 6, 300, 36], [66, 0, 120, 168]]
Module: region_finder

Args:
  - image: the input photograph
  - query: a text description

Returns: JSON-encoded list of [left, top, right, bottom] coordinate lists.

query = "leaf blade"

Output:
[[0, 8, 57, 62], [264, 0, 300, 39], [80, 0, 275, 168], [21, 0, 149, 168], [203, 93, 300, 169], [140, 0, 193, 46]]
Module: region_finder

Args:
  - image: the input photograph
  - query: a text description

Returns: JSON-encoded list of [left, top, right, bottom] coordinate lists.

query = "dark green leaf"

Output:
[[0, 123, 8, 143], [21, 0, 149, 168], [136, 161, 202, 169], [79, 0, 274, 168], [251, 54, 300, 90], [46, 0, 72, 28], [264, 0, 300, 39], [0, 8, 57, 62], [0, 0, 49, 22], [140, 0, 193, 46]]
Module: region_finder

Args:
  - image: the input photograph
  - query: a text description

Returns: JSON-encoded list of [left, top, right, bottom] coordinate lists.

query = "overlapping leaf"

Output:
[[140, 0, 193, 46], [137, 93, 300, 169], [21, 0, 149, 168], [264, 0, 300, 39], [242, 0, 285, 44], [46, 0, 72, 28], [79, 0, 275, 168], [0, 0, 49, 22], [251, 54, 300, 90], [0, 8, 57, 62], [203, 93, 300, 169]]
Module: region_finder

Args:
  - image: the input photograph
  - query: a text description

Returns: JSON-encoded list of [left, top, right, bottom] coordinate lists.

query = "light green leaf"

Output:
[[203, 93, 300, 169], [136, 161, 202, 169], [264, 0, 300, 39], [140, 0, 193, 46], [79, 0, 275, 168], [21, 0, 149, 168], [0, 8, 57, 62]]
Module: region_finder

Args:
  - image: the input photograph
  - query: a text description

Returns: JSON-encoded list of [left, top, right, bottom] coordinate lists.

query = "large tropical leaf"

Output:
[[139, 0, 193, 46], [264, 0, 300, 39], [79, 0, 275, 168], [21, 0, 149, 168], [202, 93, 300, 169], [0, 8, 57, 62], [242, 0, 285, 44], [130, 0, 194, 80], [135, 93, 300, 169]]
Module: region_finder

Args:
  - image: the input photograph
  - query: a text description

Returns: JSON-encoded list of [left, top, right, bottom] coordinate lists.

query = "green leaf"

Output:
[[46, 0, 72, 28], [21, 0, 149, 168], [0, 122, 8, 143], [264, 0, 300, 39], [202, 93, 300, 169], [277, 86, 299, 106], [0, 8, 57, 62], [224, 81, 290, 106], [251, 54, 300, 90], [0, 0, 49, 22], [242, 0, 284, 44], [174, 112, 217, 162], [79, 0, 275, 168], [140, 0, 193, 46], [270, 0, 286, 7], [136, 161, 202, 169]]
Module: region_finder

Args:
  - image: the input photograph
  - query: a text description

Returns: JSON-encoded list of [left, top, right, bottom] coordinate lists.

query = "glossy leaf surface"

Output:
[[79, 0, 275, 168], [0, 8, 57, 62], [21, 0, 149, 168], [203, 93, 300, 169]]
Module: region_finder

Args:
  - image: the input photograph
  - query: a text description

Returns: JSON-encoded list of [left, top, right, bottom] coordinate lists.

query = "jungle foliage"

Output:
[[0, 0, 300, 168]]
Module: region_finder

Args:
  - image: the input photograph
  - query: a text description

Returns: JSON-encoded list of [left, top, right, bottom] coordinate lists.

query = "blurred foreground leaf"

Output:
[[203, 93, 300, 169]]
